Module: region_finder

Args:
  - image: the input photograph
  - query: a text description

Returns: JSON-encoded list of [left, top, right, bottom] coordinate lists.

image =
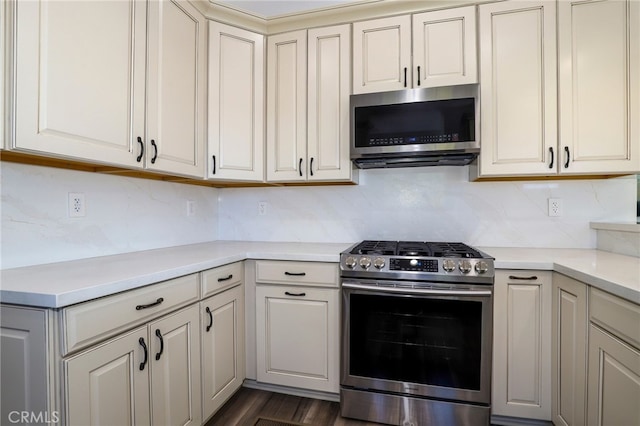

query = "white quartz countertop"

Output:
[[0, 241, 352, 308], [1, 242, 638, 308], [480, 247, 640, 304]]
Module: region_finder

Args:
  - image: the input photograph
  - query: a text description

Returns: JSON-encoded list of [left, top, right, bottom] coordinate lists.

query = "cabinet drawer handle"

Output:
[[564, 146, 570, 168], [284, 272, 306, 277], [404, 67, 407, 88], [508, 275, 538, 281], [139, 337, 148, 371], [299, 158, 303, 177], [205, 306, 213, 332], [136, 297, 164, 310], [151, 140, 158, 164], [136, 137, 144, 162], [218, 274, 233, 282], [285, 291, 306, 297], [310, 157, 314, 177], [548, 147, 554, 169], [155, 329, 164, 361], [417, 66, 421, 86], [212, 155, 216, 175]]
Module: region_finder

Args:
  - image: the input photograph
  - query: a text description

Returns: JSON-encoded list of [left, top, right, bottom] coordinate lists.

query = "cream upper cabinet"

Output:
[[558, 0, 640, 175], [492, 270, 552, 421], [477, 0, 558, 177], [11, 0, 205, 178], [267, 26, 353, 183], [352, 15, 412, 94], [353, 7, 477, 95], [477, 0, 640, 178], [145, 0, 206, 178], [208, 21, 265, 182], [412, 6, 477, 88]]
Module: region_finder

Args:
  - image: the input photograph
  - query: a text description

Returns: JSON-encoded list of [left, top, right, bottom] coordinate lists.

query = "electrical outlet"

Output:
[[548, 198, 563, 217], [186, 200, 196, 217], [258, 201, 267, 216], [68, 193, 85, 218]]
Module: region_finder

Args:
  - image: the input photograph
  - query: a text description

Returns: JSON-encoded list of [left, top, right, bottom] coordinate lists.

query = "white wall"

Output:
[[0, 162, 219, 269], [218, 167, 637, 247], [2, 163, 635, 270]]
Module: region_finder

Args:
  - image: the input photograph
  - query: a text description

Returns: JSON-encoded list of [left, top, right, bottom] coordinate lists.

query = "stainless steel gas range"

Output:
[[339, 240, 495, 426]]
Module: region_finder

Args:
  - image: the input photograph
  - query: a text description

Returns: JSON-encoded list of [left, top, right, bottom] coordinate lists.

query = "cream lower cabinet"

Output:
[[201, 284, 245, 422], [492, 270, 552, 421], [65, 304, 202, 426], [587, 288, 640, 426], [552, 273, 588, 426], [255, 260, 339, 393]]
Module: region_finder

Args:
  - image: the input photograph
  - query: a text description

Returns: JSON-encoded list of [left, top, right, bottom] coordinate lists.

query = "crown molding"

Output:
[[194, 0, 486, 34]]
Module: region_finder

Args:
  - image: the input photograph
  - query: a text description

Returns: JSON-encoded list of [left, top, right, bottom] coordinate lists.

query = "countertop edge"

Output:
[[2, 243, 638, 308]]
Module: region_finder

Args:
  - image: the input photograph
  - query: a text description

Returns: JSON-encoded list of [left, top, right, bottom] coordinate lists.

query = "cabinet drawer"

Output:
[[255, 261, 338, 287], [62, 274, 199, 355], [201, 262, 244, 298], [590, 288, 640, 349]]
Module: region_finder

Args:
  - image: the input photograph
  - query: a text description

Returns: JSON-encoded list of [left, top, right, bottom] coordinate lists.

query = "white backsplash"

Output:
[[2, 162, 636, 269], [218, 167, 637, 247], [1, 162, 219, 269]]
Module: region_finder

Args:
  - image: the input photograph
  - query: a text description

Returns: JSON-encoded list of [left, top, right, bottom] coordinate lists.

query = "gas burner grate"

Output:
[[396, 242, 432, 257], [352, 240, 398, 255], [427, 242, 483, 258]]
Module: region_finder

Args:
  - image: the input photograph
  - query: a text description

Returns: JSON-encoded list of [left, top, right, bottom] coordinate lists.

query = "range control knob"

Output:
[[344, 256, 357, 269], [373, 257, 386, 269], [442, 259, 456, 272], [475, 261, 489, 274], [459, 260, 472, 274], [359, 257, 372, 269]]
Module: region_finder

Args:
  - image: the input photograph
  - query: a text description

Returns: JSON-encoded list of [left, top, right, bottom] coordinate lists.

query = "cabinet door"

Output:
[[146, 0, 205, 178], [493, 271, 552, 420], [558, 0, 640, 175], [266, 30, 307, 182], [412, 6, 477, 88], [149, 304, 201, 426], [352, 15, 411, 94], [65, 326, 150, 426], [208, 21, 265, 181], [0, 306, 52, 424], [587, 324, 640, 426], [478, 0, 557, 176], [256, 285, 339, 393], [12, 0, 146, 167], [201, 285, 245, 421], [552, 273, 588, 426], [307, 24, 352, 182]]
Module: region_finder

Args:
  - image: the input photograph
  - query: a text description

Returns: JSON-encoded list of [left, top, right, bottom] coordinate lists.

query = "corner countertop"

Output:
[[1, 242, 638, 308], [479, 247, 640, 304]]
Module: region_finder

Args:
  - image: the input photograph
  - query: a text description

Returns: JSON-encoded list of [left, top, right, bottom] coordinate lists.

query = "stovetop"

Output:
[[340, 240, 494, 284]]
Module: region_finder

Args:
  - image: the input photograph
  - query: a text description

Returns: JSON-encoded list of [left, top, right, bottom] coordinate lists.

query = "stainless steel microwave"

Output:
[[350, 85, 479, 169]]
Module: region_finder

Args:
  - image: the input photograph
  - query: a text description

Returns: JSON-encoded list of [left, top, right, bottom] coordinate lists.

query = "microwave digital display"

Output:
[[354, 98, 475, 148]]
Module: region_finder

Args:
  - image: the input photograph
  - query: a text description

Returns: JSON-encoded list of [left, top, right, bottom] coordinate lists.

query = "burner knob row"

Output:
[[442, 259, 489, 274], [344, 256, 386, 270]]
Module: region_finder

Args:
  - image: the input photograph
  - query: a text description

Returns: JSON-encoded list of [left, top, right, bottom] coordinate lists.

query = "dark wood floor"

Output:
[[205, 387, 381, 426]]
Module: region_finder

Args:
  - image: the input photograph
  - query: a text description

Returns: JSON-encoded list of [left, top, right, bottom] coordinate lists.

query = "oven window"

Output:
[[349, 293, 483, 391]]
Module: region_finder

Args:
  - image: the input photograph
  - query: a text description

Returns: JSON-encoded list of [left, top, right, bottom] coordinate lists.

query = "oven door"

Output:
[[341, 280, 492, 405]]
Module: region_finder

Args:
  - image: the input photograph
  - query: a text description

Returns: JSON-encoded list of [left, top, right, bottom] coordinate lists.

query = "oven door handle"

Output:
[[342, 283, 492, 296]]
